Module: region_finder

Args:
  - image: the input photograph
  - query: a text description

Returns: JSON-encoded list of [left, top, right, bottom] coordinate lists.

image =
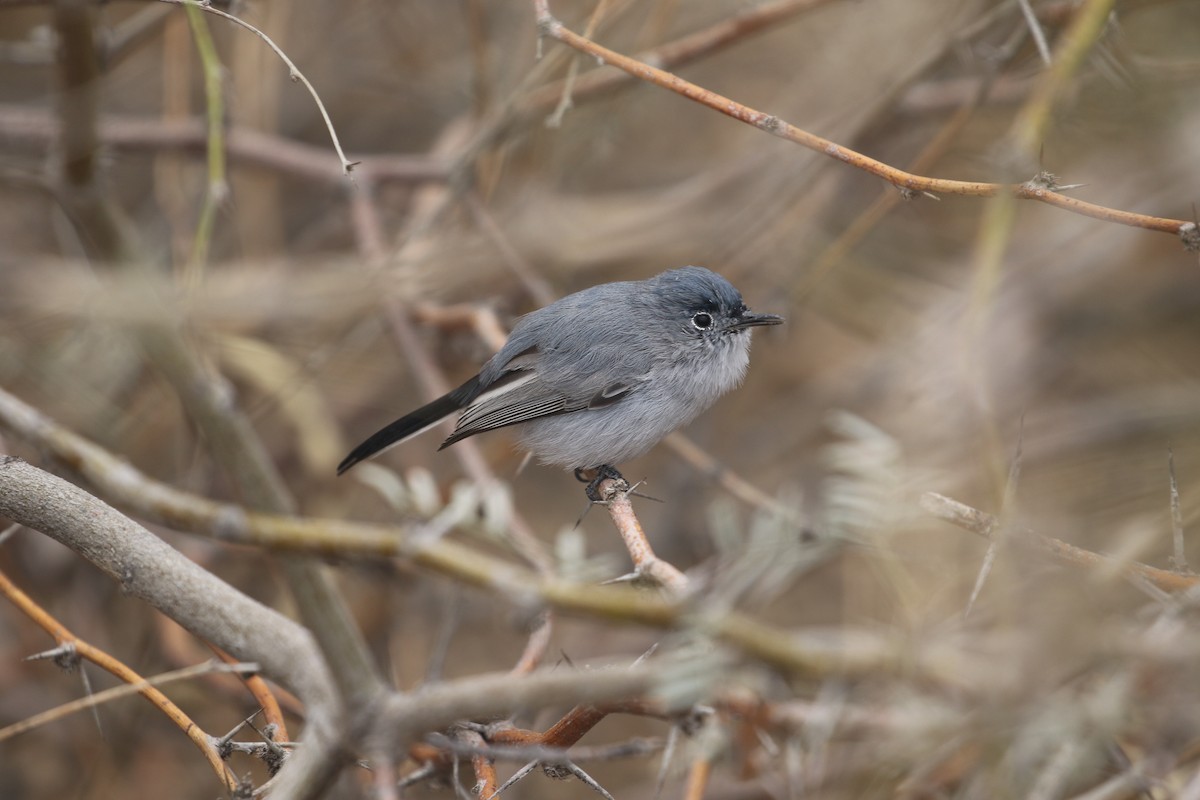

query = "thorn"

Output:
[[558, 761, 616, 800], [397, 762, 439, 790], [78, 662, 103, 739], [26, 642, 80, 671], [216, 708, 265, 758], [654, 725, 680, 799], [600, 571, 641, 586], [630, 642, 659, 667], [451, 749, 474, 800], [625, 478, 664, 503], [485, 760, 538, 799]]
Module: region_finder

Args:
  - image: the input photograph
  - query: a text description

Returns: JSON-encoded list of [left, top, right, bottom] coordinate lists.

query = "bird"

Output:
[[336, 266, 782, 485]]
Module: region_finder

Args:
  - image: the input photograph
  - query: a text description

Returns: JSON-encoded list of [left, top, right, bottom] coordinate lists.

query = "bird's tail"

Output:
[[336, 376, 480, 475]]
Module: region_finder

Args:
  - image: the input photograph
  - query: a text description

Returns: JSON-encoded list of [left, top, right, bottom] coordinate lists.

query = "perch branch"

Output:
[[595, 474, 689, 594]]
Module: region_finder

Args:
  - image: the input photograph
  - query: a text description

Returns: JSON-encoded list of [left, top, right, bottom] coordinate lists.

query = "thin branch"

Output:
[[0, 659, 257, 744], [1009, 0, 1117, 158], [427, 732, 663, 764], [0, 567, 240, 788], [0, 105, 445, 184], [532, 1, 1187, 238], [519, 0, 836, 118], [208, 643, 290, 742], [966, 422, 1025, 616], [921, 491, 1200, 593], [1017, 0, 1054, 66], [156, 0, 355, 176], [682, 758, 713, 800]]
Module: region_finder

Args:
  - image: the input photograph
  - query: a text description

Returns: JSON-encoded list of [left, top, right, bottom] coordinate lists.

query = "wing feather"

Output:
[[439, 371, 585, 449]]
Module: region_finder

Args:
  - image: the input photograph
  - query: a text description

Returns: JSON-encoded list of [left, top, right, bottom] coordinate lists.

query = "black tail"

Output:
[[336, 376, 480, 475]]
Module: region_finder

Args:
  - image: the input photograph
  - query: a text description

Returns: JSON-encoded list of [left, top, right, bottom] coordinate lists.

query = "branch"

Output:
[[375, 661, 700, 752], [594, 473, 689, 593], [0, 387, 956, 684], [0, 568, 240, 789], [156, 0, 355, 176], [0, 104, 446, 184], [0, 658, 256, 747], [0, 458, 337, 708], [532, 2, 1192, 241], [921, 491, 1200, 593]]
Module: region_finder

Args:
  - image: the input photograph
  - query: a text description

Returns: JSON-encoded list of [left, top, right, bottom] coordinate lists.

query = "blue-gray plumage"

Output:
[[336, 266, 782, 475]]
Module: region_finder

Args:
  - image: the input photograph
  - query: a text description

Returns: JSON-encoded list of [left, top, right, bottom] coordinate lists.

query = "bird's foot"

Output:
[[574, 464, 626, 502]]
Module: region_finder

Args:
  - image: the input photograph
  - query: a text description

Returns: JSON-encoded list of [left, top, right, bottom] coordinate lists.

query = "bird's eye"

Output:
[[691, 312, 714, 330]]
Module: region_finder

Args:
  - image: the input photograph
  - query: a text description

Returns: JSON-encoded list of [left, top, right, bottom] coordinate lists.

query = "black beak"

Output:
[[729, 311, 784, 331]]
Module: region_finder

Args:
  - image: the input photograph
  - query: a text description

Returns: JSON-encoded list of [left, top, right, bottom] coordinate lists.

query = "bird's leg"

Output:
[[575, 464, 626, 502]]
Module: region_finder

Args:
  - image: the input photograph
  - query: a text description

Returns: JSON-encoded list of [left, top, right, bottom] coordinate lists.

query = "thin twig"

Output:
[[157, 0, 356, 176], [921, 492, 1199, 593], [0, 659, 259, 743], [966, 422, 1025, 616], [682, 758, 713, 800], [1017, 0, 1054, 66], [0, 105, 444, 185]]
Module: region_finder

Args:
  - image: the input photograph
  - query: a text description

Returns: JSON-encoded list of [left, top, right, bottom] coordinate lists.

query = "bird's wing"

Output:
[[439, 354, 642, 449]]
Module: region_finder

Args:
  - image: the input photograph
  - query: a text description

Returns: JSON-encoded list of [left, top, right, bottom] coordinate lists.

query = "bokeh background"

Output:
[[2, 0, 1200, 797]]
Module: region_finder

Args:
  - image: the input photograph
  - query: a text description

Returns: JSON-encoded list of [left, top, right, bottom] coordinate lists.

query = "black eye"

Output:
[[691, 312, 714, 330]]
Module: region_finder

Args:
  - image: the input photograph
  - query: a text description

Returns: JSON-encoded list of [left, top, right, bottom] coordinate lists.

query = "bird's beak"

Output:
[[729, 311, 784, 331]]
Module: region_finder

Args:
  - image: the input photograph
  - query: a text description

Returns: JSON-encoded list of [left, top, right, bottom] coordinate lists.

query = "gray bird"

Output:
[[337, 266, 782, 483]]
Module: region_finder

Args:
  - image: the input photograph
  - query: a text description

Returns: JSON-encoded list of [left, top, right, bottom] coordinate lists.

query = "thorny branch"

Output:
[[533, 0, 1192, 242], [0, 568, 241, 788]]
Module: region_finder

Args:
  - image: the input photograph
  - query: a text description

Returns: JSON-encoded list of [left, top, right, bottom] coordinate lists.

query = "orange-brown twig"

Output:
[[0, 567, 238, 790], [458, 728, 498, 799], [683, 757, 713, 800], [209, 644, 289, 740], [534, 3, 1191, 240]]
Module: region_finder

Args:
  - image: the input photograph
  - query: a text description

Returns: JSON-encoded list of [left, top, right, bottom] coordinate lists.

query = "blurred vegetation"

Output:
[[2, 0, 1200, 798]]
